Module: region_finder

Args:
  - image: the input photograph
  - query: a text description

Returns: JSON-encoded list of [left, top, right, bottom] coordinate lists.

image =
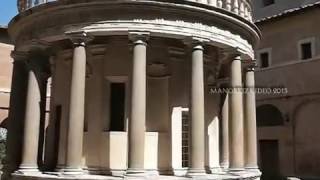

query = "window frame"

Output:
[[257, 48, 272, 69], [298, 37, 316, 61]]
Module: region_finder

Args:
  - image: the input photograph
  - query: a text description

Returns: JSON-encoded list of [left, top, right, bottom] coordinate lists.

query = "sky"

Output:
[[0, 1, 18, 26]]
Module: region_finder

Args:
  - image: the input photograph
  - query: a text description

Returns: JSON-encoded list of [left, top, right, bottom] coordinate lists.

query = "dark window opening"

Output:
[[262, 0, 275, 7], [109, 83, 126, 131], [260, 52, 270, 68], [301, 42, 312, 60], [257, 104, 284, 127]]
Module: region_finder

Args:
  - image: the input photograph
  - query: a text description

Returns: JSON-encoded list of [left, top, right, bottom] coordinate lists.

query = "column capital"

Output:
[[233, 55, 242, 61], [220, 47, 243, 61], [11, 50, 29, 61], [243, 59, 258, 71], [128, 31, 150, 45], [184, 37, 209, 49], [66, 31, 93, 47]]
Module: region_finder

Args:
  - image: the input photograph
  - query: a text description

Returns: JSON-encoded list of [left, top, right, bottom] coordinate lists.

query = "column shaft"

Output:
[[3, 61, 28, 177], [188, 44, 206, 175], [220, 93, 229, 169], [128, 38, 147, 173], [244, 68, 258, 169], [229, 56, 244, 170], [65, 44, 86, 172], [19, 65, 41, 172]]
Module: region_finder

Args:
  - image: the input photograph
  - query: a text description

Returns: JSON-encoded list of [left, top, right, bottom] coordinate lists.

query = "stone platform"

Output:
[[12, 171, 261, 180]]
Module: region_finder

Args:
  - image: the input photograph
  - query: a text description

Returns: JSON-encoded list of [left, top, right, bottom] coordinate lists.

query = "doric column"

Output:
[[229, 55, 244, 171], [63, 33, 89, 174], [244, 64, 259, 170], [220, 92, 229, 169], [18, 60, 42, 174], [187, 40, 206, 176], [3, 54, 28, 178], [127, 32, 149, 175]]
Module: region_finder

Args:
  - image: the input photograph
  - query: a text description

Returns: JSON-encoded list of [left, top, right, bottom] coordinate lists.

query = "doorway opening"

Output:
[[259, 139, 281, 180], [109, 83, 126, 131]]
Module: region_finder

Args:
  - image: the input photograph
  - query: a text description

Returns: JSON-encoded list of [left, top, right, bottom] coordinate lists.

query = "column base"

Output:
[[110, 169, 127, 177], [54, 165, 65, 172], [220, 162, 229, 170], [245, 166, 260, 171], [145, 169, 159, 176], [15, 165, 41, 175], [209, 167, 221, 174], [125, 168, 159, 179], [245, 167, 262, 177], [228, 167, 245, 171], [125, 168, 146, 177], [186, 168, 207, 177], [171, 168, 188, 176], [60, 167, 84, 176]]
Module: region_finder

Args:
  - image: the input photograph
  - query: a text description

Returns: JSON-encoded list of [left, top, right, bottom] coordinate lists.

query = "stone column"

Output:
[[244, 65, 259, 170], [127, 33, 148, 175], [2, 56, 28, 178], [63, 34, 88, 174], [229, 55, 244, 171], [220, 92, 229, 169], [18, 61, 42, 174], [187, 41, 206, 176]]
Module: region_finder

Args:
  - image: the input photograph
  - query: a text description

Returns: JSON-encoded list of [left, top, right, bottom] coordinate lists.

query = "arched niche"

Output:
[[257, 104, 284, 127]]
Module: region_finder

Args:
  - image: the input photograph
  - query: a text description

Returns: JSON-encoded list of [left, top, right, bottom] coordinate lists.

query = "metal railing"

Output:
[[18, 0, 252, 21]]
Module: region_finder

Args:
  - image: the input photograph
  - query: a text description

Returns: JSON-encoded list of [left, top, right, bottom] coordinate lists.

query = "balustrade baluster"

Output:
[[240, 0, 245, 17], [232, 0, 239, 14], [208, 0, 218, 7], [244, 5, 249, 19], [226, 0, 232, 11]]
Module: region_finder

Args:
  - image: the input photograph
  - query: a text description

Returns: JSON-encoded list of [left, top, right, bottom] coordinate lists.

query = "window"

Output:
[[109, 83, 126, 131], [298, 37, 315, 60], [301, 43, 312, 60], [260, 52, 270, 68], [257, 48, 272, 68], [262, 0, 275, 7]]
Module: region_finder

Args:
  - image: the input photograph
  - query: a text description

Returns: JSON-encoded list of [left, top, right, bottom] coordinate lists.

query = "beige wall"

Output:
[[255, 8, 320, 178], [0, 28, 13, 127]]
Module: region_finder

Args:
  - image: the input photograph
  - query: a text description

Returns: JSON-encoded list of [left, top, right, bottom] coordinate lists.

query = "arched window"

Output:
[[257, 104, 284, 127]]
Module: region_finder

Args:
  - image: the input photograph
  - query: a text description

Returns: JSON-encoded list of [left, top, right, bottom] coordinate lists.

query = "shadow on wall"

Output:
[[294, 101, 320, 179], [257, 104, 284, 180]]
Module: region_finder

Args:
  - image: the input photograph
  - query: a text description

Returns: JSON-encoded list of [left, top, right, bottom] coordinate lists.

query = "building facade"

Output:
[[4, 0, 260, 179], [253, 0, 320, 21], [0, 27, 13, 129], [254, 2, 320, 179]]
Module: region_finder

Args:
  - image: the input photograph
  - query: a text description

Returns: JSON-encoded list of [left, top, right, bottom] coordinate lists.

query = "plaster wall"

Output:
[[255, 9, 320, 177], [0, 29, 13, 127]]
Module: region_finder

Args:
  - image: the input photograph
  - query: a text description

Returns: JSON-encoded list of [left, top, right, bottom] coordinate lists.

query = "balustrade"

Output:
[[18, 0, 253, 22]]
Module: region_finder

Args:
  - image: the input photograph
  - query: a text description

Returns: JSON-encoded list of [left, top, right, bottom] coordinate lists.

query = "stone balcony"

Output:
[[18, 0, 253, 22]]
